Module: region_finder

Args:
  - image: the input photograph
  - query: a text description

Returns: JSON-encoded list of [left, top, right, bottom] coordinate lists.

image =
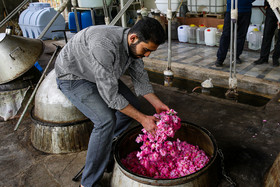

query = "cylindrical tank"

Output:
[[248, 28, 262, 50], [68, 11, 82, 33], [205, 27, 217, 46], [0, 67, 41, 121], [18, 2, 65, 40], [177, 25, 189, 43], [187, 24, 197, 44], [171, 17, 179, 40], [112, 122, 218, 187], [196, 24, 206, 45], [215, 24, 223, 46], [31, 69, 93, 154], [81, 11, 93, 29]]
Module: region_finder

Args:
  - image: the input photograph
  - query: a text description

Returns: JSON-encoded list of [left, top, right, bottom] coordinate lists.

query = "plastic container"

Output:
[[204, 27, 217, 46], [81, 11, 93, 29], [187, 24, 197, 44], [77, 0, 112, 8], [246, 24, 258, 41], [68, 12, 82, 33], [248, 28, 262, 50], [188, 0, 226, 13], [215, 24, 223, 46], [196, 24, 206, 45], [19, 2, 65, 40], [178, 25, 189, 42], [155, 0, 187, 14]]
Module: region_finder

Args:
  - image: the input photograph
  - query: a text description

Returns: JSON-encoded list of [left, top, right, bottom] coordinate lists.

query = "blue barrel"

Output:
[[81, 11, 93, 29], [68, 12, 82, 33]]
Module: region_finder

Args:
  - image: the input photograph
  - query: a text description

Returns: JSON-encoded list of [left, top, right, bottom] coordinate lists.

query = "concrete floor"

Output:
[[1, 37, 280, 187]]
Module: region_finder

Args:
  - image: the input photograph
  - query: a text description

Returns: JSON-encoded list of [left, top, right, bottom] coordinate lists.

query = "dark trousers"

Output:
[[217, 11, 251, 62], [260, 7, 280, 60]]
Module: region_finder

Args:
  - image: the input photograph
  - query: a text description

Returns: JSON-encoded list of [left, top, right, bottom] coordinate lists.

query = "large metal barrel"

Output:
[[0, 66, 41, 121], [31, 69, 93, 154], [112, 122, 218, 186]]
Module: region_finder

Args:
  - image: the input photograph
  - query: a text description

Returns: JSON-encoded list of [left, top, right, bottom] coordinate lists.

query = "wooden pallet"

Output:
[[185, 12, 204, 18], [203, 13, 224, 19]]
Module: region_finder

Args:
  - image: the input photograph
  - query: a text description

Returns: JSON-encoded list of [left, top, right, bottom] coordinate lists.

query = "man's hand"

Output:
[[143, 93, 170, 114], [139, 115, 159, 136]]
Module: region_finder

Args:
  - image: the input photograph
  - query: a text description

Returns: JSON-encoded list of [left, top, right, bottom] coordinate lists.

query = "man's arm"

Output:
[[120, 104, 159, 136], [143, 93, 170, 114]]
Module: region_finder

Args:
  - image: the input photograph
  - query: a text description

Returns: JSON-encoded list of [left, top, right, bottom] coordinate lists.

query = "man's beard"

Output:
[[129, 42, 143, 59]]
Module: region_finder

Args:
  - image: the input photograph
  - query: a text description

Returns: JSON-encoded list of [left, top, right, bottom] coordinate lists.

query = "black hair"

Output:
[[128, 17, 166, 45]]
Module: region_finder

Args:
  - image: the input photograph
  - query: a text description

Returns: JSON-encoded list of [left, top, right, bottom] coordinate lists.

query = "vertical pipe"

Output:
[[229, 0, 233, 79], [233, 0, 237, 76], [120, 0, 127, 27], [167, 0, 171, 70]]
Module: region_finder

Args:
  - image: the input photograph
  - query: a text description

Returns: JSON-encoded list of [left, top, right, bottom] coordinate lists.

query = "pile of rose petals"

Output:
[[121, 109, 209, 179]]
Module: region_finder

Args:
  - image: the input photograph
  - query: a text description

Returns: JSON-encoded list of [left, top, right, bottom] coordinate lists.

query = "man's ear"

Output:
[[129, 34, 139, 44]]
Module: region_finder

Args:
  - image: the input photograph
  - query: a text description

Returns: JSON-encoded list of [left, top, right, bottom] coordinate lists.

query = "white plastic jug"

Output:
[[196, 24, 206, 45], [248, 28, 262, 50], [177, 25, 189, 43], [205, 27, 217, 46], [246, 24, 258, 41], [187, 24, 197, 44]]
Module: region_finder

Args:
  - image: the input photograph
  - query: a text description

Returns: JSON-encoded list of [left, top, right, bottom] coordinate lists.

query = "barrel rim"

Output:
[[114, 121, 218, 185], [30, 106, 91, 127]]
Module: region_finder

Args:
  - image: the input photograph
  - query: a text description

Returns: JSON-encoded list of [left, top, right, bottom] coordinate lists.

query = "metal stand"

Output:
[[225, 0, 238, 100]]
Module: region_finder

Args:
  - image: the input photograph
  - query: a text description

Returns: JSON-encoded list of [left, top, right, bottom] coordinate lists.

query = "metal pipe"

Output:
[[120, 0, 127, 27], [102, 0, 110, 25], [0, 0, 30, 28], [14, 45, 62, 131], [109, 0, 134, 26], [38, 0, 70, 39], [167, 0, 171, 70]]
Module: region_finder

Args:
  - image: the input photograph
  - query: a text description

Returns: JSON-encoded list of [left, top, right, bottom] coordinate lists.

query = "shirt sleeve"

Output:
[[89, 37, 129, 110], [127, 58, 154, 96]]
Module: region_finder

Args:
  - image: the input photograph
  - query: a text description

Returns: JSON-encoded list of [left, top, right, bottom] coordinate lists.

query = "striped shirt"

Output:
[[55, 25, 154, 110]]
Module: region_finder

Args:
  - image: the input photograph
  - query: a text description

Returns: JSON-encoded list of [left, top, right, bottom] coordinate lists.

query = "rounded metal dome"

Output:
[[34, 69, 87, 123]]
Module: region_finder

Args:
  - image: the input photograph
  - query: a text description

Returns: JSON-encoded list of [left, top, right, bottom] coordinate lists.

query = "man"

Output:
[[55, 17, 169, 187], [214, 0, 255, 67], [254, 0, 280, 67]]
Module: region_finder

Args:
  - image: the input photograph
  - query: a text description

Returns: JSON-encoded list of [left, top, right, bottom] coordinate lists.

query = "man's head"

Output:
[[128, 17, 166, 59]]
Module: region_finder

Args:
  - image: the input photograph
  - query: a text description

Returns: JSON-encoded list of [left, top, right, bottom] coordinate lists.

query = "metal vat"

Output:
[[31, 69, 93, 154], [0, 33, 44, 84], [112, 122, 218, 186]]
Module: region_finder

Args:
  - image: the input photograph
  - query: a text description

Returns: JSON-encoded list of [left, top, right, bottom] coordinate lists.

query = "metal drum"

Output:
[[0, 66, 41, 121], [0, 33, 44, 84], [31, 69, 93, 154], [112, 122, 218, 186]]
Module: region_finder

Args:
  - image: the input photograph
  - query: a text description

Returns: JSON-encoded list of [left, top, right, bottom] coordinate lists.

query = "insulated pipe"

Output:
[[120, 0, 127, 27], [38, 0, 70, 39], [164, 0, 174, 87], [14, 45, 62, 131], [102, 0, 110, 25], [71, 0, 80, 32], [109, 0, 134, 26], [0, 0, 30, 28], [229, 0, 238, 90]]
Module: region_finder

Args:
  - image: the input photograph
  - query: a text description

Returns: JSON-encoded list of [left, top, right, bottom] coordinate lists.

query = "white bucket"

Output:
[[204, 27, 217, 46], [177, 25, 189, 42], [155, 0, 187, 14]]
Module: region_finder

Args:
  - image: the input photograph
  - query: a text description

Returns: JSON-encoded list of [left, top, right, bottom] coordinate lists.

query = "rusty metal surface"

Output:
[[0, 33, 44, 84]]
